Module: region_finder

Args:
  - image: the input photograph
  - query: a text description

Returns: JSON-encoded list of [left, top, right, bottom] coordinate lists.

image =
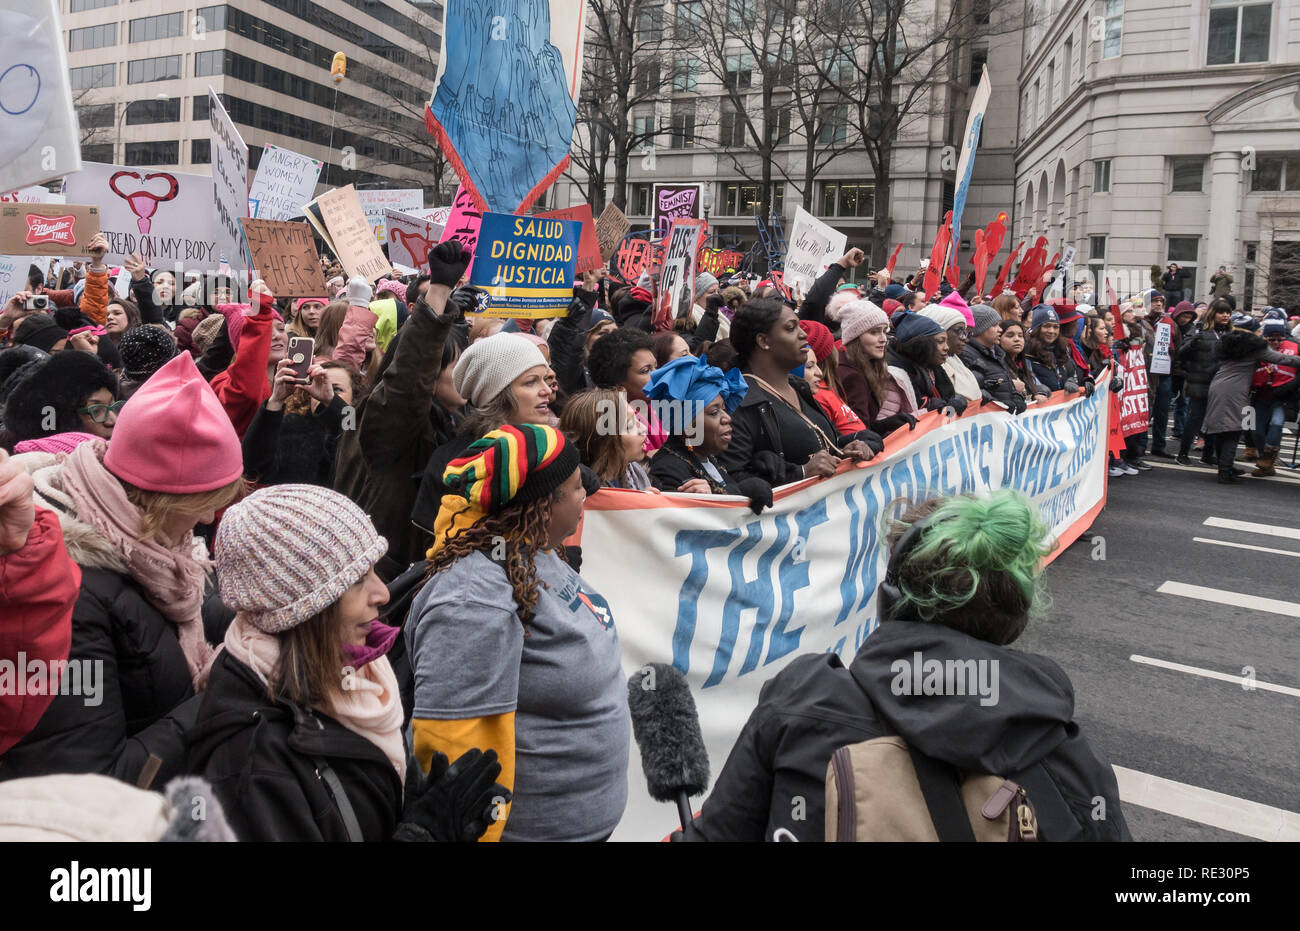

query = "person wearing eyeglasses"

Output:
[[0, 350, 121, 450]]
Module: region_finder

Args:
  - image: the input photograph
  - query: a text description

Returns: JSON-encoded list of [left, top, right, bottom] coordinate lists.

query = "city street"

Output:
[[1028, 456, 1300, 841]]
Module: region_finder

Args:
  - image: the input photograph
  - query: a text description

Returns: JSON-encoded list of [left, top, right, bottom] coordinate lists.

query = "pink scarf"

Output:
[[58, 440, 214, 688], [224, 616, 406, 785]]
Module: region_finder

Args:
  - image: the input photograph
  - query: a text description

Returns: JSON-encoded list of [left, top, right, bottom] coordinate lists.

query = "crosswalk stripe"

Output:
[[1144, 461, 1300, 484], [1157, 580, 1300, 617], [1113, 765, 1300, 841], [1192, 536, 1300, 558], [1204, 516, 1300, 540], [1129, 653, 1300, 697]]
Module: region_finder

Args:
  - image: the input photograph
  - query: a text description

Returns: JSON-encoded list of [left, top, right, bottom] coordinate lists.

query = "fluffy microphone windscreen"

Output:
[[626, 663, 711, 802]]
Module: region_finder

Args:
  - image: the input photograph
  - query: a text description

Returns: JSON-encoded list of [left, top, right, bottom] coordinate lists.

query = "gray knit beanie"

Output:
[[453, 333, 547, 408], [215, 484, 388, 633], [971, 305, 1003, 337]]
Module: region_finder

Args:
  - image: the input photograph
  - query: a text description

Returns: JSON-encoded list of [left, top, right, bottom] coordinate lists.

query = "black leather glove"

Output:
[[448, 286, 483, 319], [750, 450, 790, 486], [704, 294, 724, 314], [1063, 378, 1080, 394], [572, 286, 598, 309], [736, 476, 773, 514], [1109, 375, 1124, 393], [395, 748, 511, 843], [946, 396, 968, 416], [428, 241, 471, 288], [924, 397, 948, 412], [874, 411, 917, 434], [1009, 393, 1027, 415], [1082, 377, 1096, 398], [578, 463, 602, 496]]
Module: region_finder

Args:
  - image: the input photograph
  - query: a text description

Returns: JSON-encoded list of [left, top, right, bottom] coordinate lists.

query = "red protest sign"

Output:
[[1120, 346, 1150, 437], [537, 204, 601, 273]]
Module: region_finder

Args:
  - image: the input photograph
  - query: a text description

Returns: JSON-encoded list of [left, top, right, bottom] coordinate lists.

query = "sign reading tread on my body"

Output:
[[577, 380, 1113, 840], [469, 211, 580, 318]]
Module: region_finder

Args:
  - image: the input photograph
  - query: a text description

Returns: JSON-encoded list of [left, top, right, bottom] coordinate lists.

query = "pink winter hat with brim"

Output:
[[13, 432, 99, 456], [939, 290, 975, 327], [104, 352, 243, 494]]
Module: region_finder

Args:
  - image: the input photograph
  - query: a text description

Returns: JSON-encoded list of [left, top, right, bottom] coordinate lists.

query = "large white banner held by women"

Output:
[[577, 382, 1112, 840]]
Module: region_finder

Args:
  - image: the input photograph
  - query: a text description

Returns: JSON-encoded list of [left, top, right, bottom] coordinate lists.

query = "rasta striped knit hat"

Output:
[[443, 424, 580, 515]]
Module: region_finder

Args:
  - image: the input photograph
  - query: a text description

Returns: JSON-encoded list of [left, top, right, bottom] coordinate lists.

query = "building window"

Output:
[[1249, 154, 1300, 191], [817, 105, 848, 144], [124, 140, 179, 166], [1170, 157, 1205, 193], [974, 0, 991, 24], [634, 61, 660, 97], [670, 108, 695, 148], [1093, 158, 1111, 193], [193, 95, 210, 121], [632, 114, 655, 146], [1207, 0, 1271, 65], [1102, 0, 1123, 58], [674, 0, 702, 40], [673, 57, 697, 93], [724, 54, 753, 90], [720, 105, 746, 147], [637, 5, 662, 42], [726, 0, 755, 29], [129, 12, 185, 43], [70, 0, 116, 11], [76, 103, 116, 128], [195, 50, 224, 77], [820, 182, 875, 217], [196, 4, 227, 30], [69, 63, 116, 90], [1063, 37, 1073, 88], [191, 139, 211, 164], [722, 183, 761, 216], [126, 97, 180, 124], [69, 23, 118, 52], [769, 108, 791, 146], [629, 183, 651, 216], [969, 44, 988, 86], [81, 143, 114, 163], [1167, 236, 1200, 295], [127, 55, 182, 84]]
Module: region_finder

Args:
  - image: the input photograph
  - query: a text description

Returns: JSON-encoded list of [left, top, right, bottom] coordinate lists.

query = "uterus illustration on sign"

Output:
[[109, 170, 179, 234]]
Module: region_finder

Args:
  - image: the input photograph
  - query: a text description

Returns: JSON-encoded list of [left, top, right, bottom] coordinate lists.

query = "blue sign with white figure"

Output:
[[426, 0, 587, 215]]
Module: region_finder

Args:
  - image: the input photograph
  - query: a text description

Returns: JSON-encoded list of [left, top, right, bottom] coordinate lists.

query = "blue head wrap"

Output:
[[643, 353, 748, 436]]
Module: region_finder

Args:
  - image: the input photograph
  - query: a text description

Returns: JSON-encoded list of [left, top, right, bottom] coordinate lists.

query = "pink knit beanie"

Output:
[[103, 352, 244, 494], [939, 290, 976, 327], [840, 301, 891, 345], [13, 432, 99, 456], [215, 484, 388, 633]]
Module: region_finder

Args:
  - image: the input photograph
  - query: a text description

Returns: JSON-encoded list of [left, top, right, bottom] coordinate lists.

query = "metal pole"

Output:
[[326, 85, 339, 183]]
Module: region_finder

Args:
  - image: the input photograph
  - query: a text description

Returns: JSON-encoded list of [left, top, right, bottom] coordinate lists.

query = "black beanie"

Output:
[[0, 346, 50, 402], [2, 351, 119, 443], [13, 315, 69, 354], [119, 325, 177, 382]]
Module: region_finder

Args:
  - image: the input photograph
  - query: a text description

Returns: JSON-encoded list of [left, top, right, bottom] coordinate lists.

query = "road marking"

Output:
[[1130, 653, 1300, 697], [1114, 765, 1300, 842], [1204, 516, 1300, 540], [1157, 580, 1300, 617], [1193, 536, 1300, 558], [1144, 460, 1300, 484]]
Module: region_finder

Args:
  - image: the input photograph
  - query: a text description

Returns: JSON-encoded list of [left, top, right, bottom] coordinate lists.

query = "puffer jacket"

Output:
[[682, 620, 1131, 842], [1175, 323, 1226, 400], [186, 649, 404, 842], [0, 453, 200, 787], [960, 340, 1027, 410]]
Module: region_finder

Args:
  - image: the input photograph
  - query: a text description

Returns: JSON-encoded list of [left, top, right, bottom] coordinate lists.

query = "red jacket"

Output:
[[814, 383, 866, 434], [210, 293, 276, 437], [0, 506, 80, 757]]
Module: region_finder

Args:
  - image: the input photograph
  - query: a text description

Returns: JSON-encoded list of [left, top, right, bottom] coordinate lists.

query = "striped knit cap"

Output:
[[443, 424, 580, 515], [215, 484, 388, 633]]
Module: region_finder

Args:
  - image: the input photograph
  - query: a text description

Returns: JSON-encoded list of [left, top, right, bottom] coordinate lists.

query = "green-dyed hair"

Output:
[[882, 490, 1054, 644]]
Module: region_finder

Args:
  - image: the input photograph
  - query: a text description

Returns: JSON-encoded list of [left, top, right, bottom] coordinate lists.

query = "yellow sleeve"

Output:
[[412, 713, 515, 843]]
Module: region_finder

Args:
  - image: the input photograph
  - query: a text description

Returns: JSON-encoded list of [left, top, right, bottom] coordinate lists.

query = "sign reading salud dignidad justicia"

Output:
[[469, 211, 580, 318]]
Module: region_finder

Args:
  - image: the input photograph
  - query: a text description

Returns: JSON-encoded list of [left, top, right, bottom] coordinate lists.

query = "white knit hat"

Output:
[[839, 300, 890, 344], [453, 333, 548, 408], [215, 485, 388, 633], [920, 305, 965, 331]]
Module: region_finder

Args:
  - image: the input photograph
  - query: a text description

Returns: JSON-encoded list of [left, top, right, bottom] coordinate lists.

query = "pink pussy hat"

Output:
[[104, 352, 244, 494]]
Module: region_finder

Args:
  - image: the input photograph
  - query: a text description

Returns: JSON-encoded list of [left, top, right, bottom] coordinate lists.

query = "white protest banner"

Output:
[[783, 206, 848, 294], [575, 383, 1112, 840], [1151, 320, 1172, 375], [384, 208, 443, 274], [654, 218, 706, 330], [0, 0, 80, 193], [208, 88, 249, 270], [0, 254, 43, 305], [356, 189, 423, 243], [63, 162, 223, 270], [0, 185, 65, 204], [247, 144, 323, 221]]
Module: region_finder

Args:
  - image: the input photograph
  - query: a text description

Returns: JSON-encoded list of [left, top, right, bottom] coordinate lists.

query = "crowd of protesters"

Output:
[[17, 223, 1294, 841]]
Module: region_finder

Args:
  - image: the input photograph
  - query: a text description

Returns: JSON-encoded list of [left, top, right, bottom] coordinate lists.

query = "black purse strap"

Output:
[[316, 758, 364, 842], [906, 744, 977, 842]]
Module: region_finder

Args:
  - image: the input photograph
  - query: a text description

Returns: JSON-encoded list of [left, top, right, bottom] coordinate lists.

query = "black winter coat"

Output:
[[648, 436, 744, 494], [186, 650, 404, 842], [0, 481, 198, 786], [960, 341, 1026, 409], [1176, 324, 1226, 400], [683, 621, 1131, 842], [242, 395, 350, 487]]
